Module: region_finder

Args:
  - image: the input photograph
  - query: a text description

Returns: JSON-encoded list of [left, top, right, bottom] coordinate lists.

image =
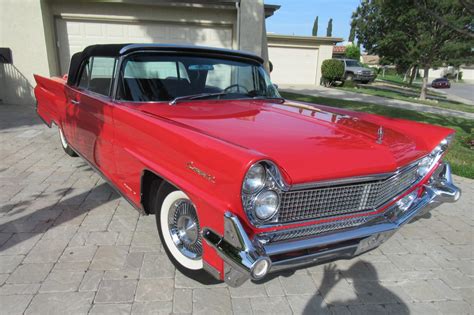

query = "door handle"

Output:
[[70, 99, 80, 105]]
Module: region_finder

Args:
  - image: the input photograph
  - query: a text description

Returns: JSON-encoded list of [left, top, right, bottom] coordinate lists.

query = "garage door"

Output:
[[56, 19, 233, 74], [268, 46, 318, 85]]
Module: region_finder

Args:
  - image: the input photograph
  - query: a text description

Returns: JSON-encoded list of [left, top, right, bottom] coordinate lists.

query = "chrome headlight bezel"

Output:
[[417, 134, 454, 177], [241, 161, 286, 225], [254, 190, 280, 221], [242, 163, 266, 194]]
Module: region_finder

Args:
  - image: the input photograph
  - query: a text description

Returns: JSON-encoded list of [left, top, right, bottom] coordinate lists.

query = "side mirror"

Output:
[[273, 84, 279, 90]]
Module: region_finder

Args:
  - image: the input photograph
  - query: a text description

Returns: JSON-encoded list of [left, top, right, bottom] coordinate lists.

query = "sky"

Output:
[[266, 0, 361, 42]]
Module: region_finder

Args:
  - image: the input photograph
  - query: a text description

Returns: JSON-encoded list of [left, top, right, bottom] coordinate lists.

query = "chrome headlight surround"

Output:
[[242, 163, 266, 194], [241, 161, 286, 225], [417, 134, 454, 177]]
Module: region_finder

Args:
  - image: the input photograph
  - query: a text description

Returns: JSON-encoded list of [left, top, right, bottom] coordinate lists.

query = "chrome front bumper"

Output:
[[203, 162, 461, 287]]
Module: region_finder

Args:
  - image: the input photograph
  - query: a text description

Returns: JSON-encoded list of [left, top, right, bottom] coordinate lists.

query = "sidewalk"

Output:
[[280, 85, 474, 120]]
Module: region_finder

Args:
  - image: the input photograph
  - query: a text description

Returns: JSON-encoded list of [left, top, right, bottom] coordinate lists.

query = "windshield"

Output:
[[345, 60, 363, 67], [118, 53, 280, 102]]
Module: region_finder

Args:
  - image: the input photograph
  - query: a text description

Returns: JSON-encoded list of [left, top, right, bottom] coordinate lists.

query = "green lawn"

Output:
[[377, 74, 422, 87], [338, 86, 474, 114], [281, 91, 474, 179]]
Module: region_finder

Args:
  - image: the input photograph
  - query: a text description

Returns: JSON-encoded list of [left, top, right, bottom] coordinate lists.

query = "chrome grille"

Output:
[[259, 216, 373, 243], [278, 165, 419, 223]]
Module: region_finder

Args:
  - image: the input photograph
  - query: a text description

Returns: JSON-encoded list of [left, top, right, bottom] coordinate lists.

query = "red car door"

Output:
[[65, 56, 118, 179]]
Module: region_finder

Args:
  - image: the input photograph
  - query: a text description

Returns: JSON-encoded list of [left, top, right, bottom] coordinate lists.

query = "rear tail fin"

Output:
[[34, 74, 67, 127]]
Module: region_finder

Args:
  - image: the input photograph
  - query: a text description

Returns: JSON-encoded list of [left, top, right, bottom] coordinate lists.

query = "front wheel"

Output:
[[58, 127, 77, 157], [153, 184, 217, 283]]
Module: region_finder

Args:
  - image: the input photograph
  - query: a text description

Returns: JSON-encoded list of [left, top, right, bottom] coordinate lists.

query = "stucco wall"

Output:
[[267, 35, 342, 86], [460, 68, 474, 82], [239, 0, 265, 57], [0, 0, 51, 105]]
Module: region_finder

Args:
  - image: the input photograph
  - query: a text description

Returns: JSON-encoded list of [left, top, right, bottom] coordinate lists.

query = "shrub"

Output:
[[321, 59, 344, 87], [383, 68, 399, 76], [345, 44, 361, 60]]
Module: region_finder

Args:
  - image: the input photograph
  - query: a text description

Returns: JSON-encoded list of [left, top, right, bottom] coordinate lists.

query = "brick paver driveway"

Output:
[[1, 104, 472, 314]]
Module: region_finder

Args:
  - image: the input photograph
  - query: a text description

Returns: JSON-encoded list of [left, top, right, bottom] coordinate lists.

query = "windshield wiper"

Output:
[[250, 96, 285, 103], [169, 92, 229, 105]]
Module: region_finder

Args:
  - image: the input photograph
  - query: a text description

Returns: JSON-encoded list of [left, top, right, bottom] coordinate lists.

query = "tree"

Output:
[[440, 39, 473, 81], [345, 44, 361, 60], [351, 0, 473, 100], [348, 24, 356, 43], [326, 18, 333, 37], [312, 16, 319, 36]]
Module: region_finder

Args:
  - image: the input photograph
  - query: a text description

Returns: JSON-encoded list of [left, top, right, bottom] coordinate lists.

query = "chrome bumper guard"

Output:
[[203, 162, 460, 287]]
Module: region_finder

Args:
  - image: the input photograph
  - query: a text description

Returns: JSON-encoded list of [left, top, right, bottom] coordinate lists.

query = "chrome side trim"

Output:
[[66, 142, 145, 215]]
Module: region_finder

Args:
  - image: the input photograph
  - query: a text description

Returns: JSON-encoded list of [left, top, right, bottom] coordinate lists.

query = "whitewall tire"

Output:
[[58, 126, 77, 157], [159, 190, 203, 270]]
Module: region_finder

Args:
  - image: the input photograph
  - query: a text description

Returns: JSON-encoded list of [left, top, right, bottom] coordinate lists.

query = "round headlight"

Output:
[[243, 164, 266, 193], [254, 190, 280, 220]]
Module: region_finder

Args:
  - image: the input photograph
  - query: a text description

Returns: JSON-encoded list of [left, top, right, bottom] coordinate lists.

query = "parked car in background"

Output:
[[34, 44, 460, 287], [431, 77, 451, 89], [340, 58, 376, 83]]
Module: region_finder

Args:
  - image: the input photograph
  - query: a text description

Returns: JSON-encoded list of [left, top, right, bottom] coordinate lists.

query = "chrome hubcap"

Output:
[[168, 199, 202, 260]]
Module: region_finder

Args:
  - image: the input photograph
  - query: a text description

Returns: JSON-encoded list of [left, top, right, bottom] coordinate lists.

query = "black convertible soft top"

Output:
[[67, 43, 264, 86]]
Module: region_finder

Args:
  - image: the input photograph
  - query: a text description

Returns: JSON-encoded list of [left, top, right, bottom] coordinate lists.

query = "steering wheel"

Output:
[[223, 84, 249, 94]]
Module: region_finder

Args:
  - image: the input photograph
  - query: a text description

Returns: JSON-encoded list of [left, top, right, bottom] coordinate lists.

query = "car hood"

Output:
[[136, 99, 452, 184]]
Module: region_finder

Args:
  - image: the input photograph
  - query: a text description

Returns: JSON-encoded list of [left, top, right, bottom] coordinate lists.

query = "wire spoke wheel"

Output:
[[167, 199, 202, 260]]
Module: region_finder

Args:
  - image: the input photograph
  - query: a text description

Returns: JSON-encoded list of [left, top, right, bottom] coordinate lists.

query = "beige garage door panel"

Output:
[[269, 46, 318, 85], [56, 19, 233, 74]]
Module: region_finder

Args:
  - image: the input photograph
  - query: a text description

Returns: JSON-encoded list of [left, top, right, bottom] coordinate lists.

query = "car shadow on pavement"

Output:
[[0, 183, 119, 251]]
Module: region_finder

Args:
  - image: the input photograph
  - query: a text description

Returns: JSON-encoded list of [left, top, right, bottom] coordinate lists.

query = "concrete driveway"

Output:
[[0, 104, 473, 314]]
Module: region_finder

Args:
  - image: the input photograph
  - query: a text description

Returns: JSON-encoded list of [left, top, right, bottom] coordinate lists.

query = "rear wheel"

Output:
[[152, 182, 218, 283], [58, 127, 77, 157]]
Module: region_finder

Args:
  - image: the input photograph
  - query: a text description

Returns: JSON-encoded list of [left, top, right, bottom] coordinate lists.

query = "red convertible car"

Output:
[[34, 44, 460, 287]]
